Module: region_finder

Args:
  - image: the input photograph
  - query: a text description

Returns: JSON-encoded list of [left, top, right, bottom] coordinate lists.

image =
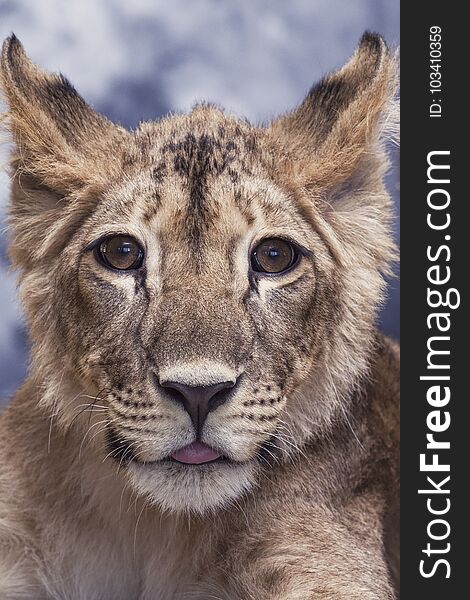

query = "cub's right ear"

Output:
[[0, 35, 130, 268], [0, 34, 128, 194]]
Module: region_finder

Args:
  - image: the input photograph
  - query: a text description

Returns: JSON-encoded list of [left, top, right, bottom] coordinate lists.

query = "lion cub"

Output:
[[0, 33, 398, 599]]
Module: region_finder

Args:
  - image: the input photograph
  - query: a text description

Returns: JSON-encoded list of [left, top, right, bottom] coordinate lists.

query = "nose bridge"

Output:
[[153, 278, 250, 367], [158, 361, 238, 388]]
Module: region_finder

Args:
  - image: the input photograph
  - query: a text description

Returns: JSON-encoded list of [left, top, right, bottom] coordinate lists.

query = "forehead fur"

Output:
[[123, 107, 268, 248]]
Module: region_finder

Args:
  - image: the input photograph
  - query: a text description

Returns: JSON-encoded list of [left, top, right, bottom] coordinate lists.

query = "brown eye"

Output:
[[251, 238, 298, 274], [96, 235, 144, 271]]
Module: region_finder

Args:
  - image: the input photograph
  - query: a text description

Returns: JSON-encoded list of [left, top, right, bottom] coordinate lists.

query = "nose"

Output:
[[160, 378, 237, 433]]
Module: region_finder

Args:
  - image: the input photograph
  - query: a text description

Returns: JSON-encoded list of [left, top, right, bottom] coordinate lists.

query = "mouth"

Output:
[[132, 441, 230, 468], [170, 441, 223, 465], [107, 426, 228, 467]]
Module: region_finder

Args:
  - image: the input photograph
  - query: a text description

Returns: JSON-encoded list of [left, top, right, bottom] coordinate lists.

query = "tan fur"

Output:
[[0, 33, 399, 599]]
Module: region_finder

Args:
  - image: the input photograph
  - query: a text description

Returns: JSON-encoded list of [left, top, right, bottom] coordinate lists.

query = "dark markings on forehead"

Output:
[[228, 168, 239, 184], [162, 130, 255, 254], [143, 188, 162, 224], [142, 162, 167, 223], [234, 190, 256, 226], [152, 162, 167, 183]]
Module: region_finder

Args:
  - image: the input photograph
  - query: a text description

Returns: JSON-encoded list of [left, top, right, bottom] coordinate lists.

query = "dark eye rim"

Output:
[[249, 237, 302, 277], [90, 234, 145, 272]]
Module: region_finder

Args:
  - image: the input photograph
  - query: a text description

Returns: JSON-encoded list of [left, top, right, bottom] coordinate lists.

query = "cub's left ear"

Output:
[[269, 32, 398, 191]]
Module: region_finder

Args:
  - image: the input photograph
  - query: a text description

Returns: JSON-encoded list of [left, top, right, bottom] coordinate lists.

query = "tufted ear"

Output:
[[0, 35, 130, 267], [269, 32, 398, 192], [0, 34, 128, 195]]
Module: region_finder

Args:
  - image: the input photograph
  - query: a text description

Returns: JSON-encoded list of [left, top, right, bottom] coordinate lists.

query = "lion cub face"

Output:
[[1, 34, 396, 513], [58, 116, 322, 512]]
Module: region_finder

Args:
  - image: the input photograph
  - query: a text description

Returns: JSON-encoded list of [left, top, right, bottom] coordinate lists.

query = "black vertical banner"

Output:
[[401, 4, 466, 599]]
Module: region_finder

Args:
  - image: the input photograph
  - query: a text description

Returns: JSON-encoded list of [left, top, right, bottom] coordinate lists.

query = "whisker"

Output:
[[133, 499, 149, 559], [78, 419, 110, 459]]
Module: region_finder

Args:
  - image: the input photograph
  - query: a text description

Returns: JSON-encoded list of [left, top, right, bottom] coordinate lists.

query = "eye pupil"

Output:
[[251, 238, 298, 275], [96, 235, 144, 271]]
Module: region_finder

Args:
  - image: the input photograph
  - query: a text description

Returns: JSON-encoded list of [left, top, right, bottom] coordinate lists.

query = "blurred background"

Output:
[[0, 0, 399, 404]]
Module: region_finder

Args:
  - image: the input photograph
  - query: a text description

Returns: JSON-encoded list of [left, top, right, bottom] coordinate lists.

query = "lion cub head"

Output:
[[0, 33, 397, 513]]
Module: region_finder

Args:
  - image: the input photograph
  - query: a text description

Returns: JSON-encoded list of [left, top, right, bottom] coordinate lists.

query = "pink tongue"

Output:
[[171, 442, 221, 465]]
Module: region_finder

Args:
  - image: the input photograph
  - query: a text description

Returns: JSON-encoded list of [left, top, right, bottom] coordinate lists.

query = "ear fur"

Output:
[[0, 34, 128, 194], [0, 35, 131, 268], [269, 32, 398, 191]]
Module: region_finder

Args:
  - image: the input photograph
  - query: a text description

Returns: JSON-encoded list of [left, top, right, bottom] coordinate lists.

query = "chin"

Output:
[[127, 459, 258, 515]]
